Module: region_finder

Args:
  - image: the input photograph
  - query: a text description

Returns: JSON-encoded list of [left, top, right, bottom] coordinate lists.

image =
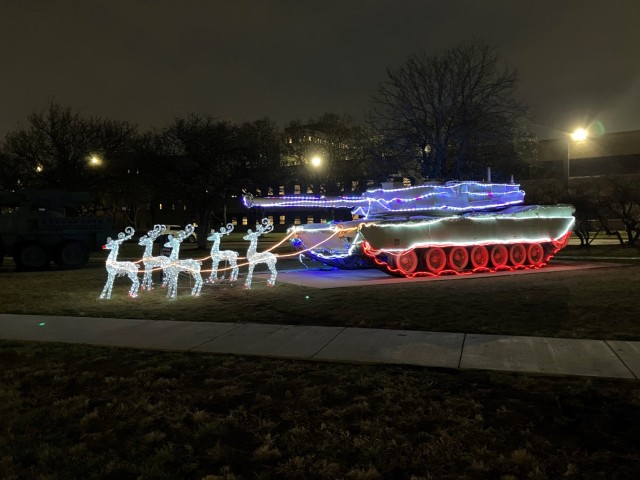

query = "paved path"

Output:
[[1, 313, 639, 380]]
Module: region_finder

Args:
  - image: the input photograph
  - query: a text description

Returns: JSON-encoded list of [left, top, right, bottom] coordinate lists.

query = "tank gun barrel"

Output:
[[242, 193, 360, 210]]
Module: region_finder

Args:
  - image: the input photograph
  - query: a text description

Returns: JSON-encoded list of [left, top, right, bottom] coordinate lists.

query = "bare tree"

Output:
[[152, 114, 243, 247], [369, 41, 528, 180], [596, 175, 640, 246], [2, 102, 137, 193]]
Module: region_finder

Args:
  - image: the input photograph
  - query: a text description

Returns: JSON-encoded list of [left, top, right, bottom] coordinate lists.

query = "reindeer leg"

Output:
[[129, 273, 140, 298], [100, 272, 115, 299], [209, 259, 219, 283], [244, 264, 255, 289], [192, 271, 203, 296], [230, 258, 239, 282]]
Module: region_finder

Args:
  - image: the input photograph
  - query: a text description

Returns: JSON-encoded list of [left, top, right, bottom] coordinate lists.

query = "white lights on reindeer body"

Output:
[[207, 223, 239, 283], [164, 224, 203, 298], [99, 226, 140, 299], [138, 224, 170, 290], [243, 218, 278, 289]]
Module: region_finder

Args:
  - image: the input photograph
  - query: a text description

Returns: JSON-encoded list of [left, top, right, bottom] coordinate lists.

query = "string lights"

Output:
[[99, 227, 140, 300], [245, 180, 575, 277], [243, 218, 278, 289], [164, 224, 204, 298], [207, 223, 239, 283], [138, 224, 170, 290]]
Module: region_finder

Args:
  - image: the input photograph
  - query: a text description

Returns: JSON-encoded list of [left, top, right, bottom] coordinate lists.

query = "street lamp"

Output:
[[88, 155, 102, 167], [565, 128, 588, 189], [311, 156, 322, 168]]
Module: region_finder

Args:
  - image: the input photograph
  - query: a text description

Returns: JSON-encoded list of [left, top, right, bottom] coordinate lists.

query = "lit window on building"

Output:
[[256, 188, 262, 196], [403, 177, 411, 187], [268, 216, 274, 224], [279, 215, 285, 225], [159, 203, 163, 210], [307, 215, 314, 224], [294, 216, 301, 225], [171, 204, 175, 211], [294, 184, 301, 194], [320, 218, 326, 223], [307, 186, 313, 193], [183, 205, 187, 211], [352, 214, 360, 220], [231, 217, 238, 226], [351, 180, 358, 191], [279, 185, 285, 195], [242, 217, 248, 226], [268, 187, 274, 196]]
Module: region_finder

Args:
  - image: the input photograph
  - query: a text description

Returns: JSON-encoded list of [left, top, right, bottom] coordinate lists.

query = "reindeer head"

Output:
[[242, 218, 273, 241], [103, 226, 135, 250], [164, 224, 195, 248], [207, 223, 234, 241], [138, 224, 166, 246]]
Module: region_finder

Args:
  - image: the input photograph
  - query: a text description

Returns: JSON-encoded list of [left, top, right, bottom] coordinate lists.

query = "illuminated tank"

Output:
[[243, 181, 575, 277]]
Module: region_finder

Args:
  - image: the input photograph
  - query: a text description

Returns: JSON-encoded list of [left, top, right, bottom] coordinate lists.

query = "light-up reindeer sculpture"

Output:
[[207, 223, 239, 283], [99, 226, 140, 299], [243, 218, 278, 289], [138, 224, 170, 290], [164, 224, 203, 298]]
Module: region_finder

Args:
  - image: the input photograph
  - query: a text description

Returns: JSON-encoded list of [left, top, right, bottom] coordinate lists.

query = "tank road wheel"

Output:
[[54, 241, 90, 269], [470, 245, 489, 269], [490, 245, 508, 268], [390, 250, 419, 275], [423, 247, 447, 274], [448, 246, 469, 272], [509, 244, 527, 267], [14, 243, 50, 270], [527, 243, 545, 267]]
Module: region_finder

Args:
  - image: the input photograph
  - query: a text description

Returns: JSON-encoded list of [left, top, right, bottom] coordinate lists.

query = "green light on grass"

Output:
[[38, 322, 46, 327]]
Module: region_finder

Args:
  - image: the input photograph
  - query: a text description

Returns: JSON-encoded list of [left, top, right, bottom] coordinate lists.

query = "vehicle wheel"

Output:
[[14, 243, 50, 270], [509, 244, 527, 266], [54, 241, 90, 269], [448, 246, 469, 272], [527, 243, 545, 266], [390, 250, 419, 275], [423, 247, 446, 274], [470, 245, 489, 269], [490, 245, 508, 268]]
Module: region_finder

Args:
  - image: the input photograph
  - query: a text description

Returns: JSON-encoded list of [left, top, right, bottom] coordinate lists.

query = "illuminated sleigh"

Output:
[[244, 181, 575, 277]]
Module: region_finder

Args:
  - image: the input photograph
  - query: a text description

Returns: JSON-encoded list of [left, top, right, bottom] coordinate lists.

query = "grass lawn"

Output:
[[2, 242, 640, 479], [1, 340, 639, 480], [1, 243, 639, 340]]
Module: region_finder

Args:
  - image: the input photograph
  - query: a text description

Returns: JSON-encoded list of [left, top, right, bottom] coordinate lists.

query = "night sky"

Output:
[[1, 0, 639, 140]]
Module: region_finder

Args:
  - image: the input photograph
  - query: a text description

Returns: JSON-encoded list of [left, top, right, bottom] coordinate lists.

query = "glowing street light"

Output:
[[88, 155, 102, 167], [565, 127, 588, 189], [311, 155, 322, 168], [571, 128, 588, 142]]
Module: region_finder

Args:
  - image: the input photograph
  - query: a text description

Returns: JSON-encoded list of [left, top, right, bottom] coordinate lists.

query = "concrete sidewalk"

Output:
[[1, 313, 639, 380]]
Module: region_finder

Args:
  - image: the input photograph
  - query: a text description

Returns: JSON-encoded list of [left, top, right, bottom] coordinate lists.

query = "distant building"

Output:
[[533, 130, 640, 179]]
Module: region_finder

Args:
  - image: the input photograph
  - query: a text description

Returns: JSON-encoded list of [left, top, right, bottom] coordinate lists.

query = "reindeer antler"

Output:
[[256, 217, 274, 235], [183, 224, 195, 240], [220, 223, 234, 235], [117, 226, 136, 242], [140, 224, 166, 242]]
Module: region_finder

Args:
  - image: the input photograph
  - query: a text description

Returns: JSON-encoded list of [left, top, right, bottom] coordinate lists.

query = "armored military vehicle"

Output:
[[244, 181, 575, 277], [0, 190, 114, 270]]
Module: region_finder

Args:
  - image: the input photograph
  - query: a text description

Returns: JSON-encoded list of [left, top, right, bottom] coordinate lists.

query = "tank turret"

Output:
[[244, 181, 575, 277]]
